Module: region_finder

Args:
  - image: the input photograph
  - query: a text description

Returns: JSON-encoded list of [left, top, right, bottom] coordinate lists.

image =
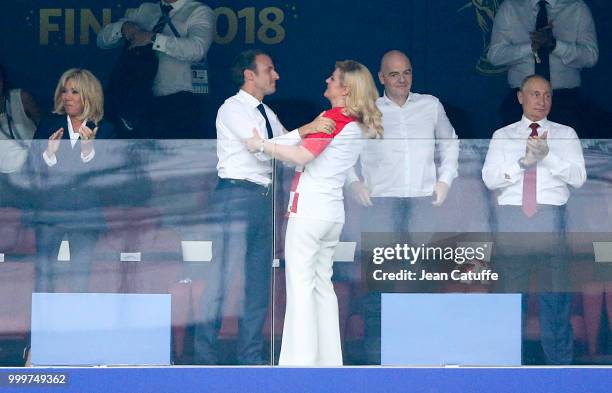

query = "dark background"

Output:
[[0, 0, 609, 137]]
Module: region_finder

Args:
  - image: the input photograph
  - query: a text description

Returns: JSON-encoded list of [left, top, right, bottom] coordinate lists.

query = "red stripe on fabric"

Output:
[[302, 107, 356, 157], [290, 171, 302, 192], [290, 193, 299, 213], [288, 171, 302, 213]]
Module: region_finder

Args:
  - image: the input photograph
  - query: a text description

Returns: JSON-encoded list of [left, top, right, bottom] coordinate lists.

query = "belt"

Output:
[[217, 178, 271, 195]]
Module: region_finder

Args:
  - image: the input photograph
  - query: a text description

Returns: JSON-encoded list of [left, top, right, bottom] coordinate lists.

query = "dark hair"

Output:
[[230, 49, 268, 87]]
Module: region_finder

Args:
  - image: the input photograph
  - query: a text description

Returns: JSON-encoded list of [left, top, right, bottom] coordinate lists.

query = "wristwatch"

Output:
[[259, 139, 265, 154], [518, 157, 529, 170]]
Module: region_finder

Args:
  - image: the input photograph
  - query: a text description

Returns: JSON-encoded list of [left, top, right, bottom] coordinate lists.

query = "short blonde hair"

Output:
[[53, 68, 104, 123], [336, 60, 383, 138]]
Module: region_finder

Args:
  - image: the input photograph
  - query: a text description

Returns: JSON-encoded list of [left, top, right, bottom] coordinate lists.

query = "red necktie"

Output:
[[522, 123, 539, 217]]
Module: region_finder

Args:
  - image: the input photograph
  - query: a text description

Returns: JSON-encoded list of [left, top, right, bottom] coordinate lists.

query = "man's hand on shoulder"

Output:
[[298, 112, 336, 138]]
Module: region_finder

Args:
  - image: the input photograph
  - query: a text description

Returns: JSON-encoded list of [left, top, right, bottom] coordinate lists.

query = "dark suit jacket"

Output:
[[30, 114, 115, 230]]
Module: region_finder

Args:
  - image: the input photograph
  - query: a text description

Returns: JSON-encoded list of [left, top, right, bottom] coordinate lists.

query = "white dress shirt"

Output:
[[97, 0, 214, 97], [216, 90, 301, 186], [290, 120, 365, 224], [482, 116, 586, 206], [348, 93, 459, 198], [488, 0, 598, 89], [42, 116, 95, 167]]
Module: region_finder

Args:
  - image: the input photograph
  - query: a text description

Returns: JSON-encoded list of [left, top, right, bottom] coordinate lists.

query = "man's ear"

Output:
[[378, 71, 385, 86], [244, 69, 255, 82], [517, 90, 524, 105]]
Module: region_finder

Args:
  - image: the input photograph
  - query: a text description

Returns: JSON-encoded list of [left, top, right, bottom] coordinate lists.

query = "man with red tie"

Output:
[[482, 74, 586, 364]]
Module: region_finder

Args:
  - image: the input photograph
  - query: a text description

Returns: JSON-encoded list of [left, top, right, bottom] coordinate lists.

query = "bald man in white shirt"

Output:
[[483, 74, 586, 365], [348, 50, 459, 364]]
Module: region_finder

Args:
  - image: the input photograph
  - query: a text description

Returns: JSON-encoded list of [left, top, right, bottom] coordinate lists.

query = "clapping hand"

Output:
[[128, 30, 154, 49], [530, 23, 555, 52], [79, 123, 98, 156], [46, 128, 64, 157], [121, 21, 154, 49], [524, 131, 549, 166], [121, 22, 140, 41]]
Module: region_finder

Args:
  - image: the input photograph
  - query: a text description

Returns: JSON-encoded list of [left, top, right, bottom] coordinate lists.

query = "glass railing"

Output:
[[1, 138, 611, 366]]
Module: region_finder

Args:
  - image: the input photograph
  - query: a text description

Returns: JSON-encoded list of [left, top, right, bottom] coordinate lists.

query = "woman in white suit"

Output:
[[245, 60, 382, 365]]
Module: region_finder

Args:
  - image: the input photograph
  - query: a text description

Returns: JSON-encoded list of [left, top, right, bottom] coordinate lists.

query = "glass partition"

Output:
[[1, 138, 612, 366], [0, 139, 273, 366], [270, 138, 612, 366]]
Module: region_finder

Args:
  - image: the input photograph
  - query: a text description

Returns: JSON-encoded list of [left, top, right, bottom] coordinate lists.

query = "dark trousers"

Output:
[[500, 87, 611, 138], [193, 178, 272, 364], [361, 196, 437, 364], [493, 205, 573, 365], [34, 225, 99, 293], [147, 91, 214, 139]]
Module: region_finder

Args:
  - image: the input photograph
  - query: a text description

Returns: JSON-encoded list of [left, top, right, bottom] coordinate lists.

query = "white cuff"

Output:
[[438, 172, 456, 188], [504, 162, 524, 184], [552, 40, 571, 59], [113, 22, 125, 41], [81, 148, 96, 163], [519, 43, 534, 58], [42, 151, 57, 167], [152, 33, 169, 53]]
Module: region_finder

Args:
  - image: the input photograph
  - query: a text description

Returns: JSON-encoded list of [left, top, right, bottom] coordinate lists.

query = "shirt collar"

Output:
[[237, 89, 264, 109], [520, 115, 550, 132], [532, 0, 557, 10], [162, 0, 186, 12], [65, 115, 81, 143]]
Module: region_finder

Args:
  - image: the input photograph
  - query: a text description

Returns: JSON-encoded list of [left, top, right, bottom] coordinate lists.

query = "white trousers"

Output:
[[279, 217, 344, 366]]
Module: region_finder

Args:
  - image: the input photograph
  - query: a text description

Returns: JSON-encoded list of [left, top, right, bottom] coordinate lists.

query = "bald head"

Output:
[[379, 50, 412, 106], [380, 50, 410, 73]]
